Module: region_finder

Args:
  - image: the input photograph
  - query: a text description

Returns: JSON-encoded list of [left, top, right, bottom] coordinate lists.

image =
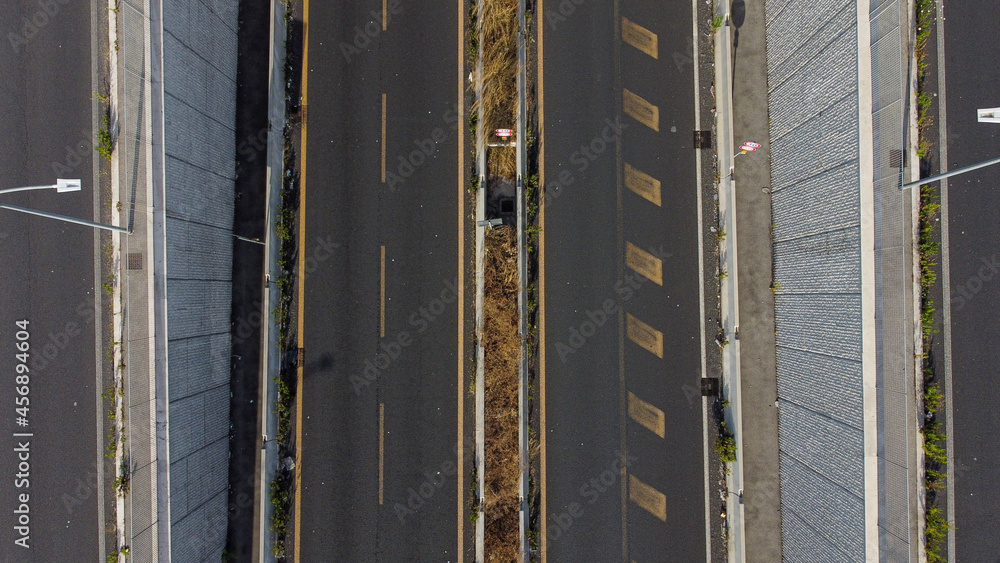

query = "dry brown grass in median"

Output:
[[483, 225, 521, 561], [477, 0, 518, 180]]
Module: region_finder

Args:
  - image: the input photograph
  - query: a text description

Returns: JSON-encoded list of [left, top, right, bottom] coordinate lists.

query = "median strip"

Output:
[[483, 225, 520, 561]]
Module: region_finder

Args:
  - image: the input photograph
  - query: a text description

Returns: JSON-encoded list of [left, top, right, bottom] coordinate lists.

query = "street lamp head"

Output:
[[55, 178, 82, 193]]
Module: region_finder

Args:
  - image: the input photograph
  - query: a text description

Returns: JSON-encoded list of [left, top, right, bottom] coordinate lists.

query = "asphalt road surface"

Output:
[[0, 2, 104, 562], [540, 0, 709, 561], [940, 1, 1000, 560], [296, 1, 470, 561]]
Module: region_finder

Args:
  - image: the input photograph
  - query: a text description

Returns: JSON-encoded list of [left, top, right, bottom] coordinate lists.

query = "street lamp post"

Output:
[[0, 179, 129, 234], [902, 155, 1000, 191], [903, 107, 1000, 190]]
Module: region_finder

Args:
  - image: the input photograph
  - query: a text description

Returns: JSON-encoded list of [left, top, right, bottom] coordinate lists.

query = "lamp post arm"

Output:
[[902, 154, 1000, 190], [0, 203, 130, 234], [0, 185, 60, 196]]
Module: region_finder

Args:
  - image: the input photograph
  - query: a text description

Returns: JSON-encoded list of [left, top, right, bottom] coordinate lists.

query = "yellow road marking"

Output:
[[623, 89, 660, 132], [626, 313, 664, 358], [380, 245, 386, 338], [381, 93, 387, 183], [625, 242, 663, 286], [379, 403, 385, 504], [625, 163, 662, 206], [383, 0, 387, 30], [628, 391, 665, 438], [294, 0, 310, 560], [629, 474, 667, 521], [538, 0, 548, 559], [622, 17, 658, 59], [457, 0, 465, 557]]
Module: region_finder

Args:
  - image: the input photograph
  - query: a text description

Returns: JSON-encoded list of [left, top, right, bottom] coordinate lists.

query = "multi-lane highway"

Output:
[[294, 1, 471, 560], [939, 1, 1000, 559], [539, 0, 711, 561], [0, 2, 106, 561]]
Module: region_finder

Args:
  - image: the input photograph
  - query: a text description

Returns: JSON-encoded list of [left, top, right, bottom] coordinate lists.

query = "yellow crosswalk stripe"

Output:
[[626, 242, 663, 285], [622, 17, 658, 59], [626, 313, 664, 358], [628, 391, 665, 438], [625, 163, 662, 206], [624, 89, 660, 132], [629, 474, 667, 521]]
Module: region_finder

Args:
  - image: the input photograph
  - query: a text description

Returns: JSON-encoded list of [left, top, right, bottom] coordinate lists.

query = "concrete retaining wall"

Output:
[[764, 0, 868, 559], [764, 0, 919, 559], [160, 1, 239, 562]]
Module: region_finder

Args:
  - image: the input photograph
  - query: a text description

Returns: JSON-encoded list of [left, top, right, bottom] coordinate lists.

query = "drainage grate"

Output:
[[127, 253, 143, 270], [500, 198, 515, 214], [889, 149, 902, 168], [694, 130, 712, 149], [297, 348, 305, 366], [702, 377, 720, 397]]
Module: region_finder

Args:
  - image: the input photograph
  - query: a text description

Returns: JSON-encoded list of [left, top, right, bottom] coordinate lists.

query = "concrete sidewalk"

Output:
[[725, 0, 783, 560]]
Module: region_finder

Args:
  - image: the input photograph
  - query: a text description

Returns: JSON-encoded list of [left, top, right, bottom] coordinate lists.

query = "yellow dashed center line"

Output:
[[379, 402, 385, 504], [622, 17, 658, 59], [380, 245, 386, 338], [623, 88, 660, 132], [381, 93, 387, 183], [625, 242, 664, 286], [626, 313, 664, 358], [625, 163, 662, 206]]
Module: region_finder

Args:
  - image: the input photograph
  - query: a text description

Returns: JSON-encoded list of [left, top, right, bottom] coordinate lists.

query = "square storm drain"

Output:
[[694, 130, 712, 149], [702, 377, 720, 397], [500, 198, 515, 214], [127, 253, 143, 270]]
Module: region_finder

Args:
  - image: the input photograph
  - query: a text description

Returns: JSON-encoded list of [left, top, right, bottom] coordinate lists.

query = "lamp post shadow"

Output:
[[731, 0, 746, 84]]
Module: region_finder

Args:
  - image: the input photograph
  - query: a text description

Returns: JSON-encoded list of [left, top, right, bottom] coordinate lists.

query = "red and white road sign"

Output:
[[496, 128, 513, 138]]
